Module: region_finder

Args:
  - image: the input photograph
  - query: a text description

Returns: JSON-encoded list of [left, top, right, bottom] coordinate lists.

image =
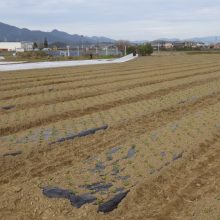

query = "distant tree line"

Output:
[[33, 37, 49, 50], [116, 40, 153, 56], [138, 43, 153, 56], [121, 43, 153, 56]]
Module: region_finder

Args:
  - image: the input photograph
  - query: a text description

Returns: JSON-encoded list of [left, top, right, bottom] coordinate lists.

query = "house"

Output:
[[214, 43, 220, 49], [0, 42, 33, 52], [184, 41, 205, 48], [151, 40, 166, 50], [173, 41, 205, 49], [164, 42, 173, 49], [194, 42, 205, 48], [173, 41, 186, 48], [151, 41, 174, 50]]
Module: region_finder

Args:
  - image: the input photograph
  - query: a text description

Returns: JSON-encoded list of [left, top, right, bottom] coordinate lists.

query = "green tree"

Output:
[[127, 45, 137, 54], [138, 43, 153, 56], [44, 38, 48, 48]]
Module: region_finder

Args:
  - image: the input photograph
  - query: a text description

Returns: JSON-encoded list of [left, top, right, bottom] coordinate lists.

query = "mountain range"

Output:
[[0, 22, 115, 45], [0, 22, 220, 45], [187, 36, 220, 44], [153, 36, 220, 44]]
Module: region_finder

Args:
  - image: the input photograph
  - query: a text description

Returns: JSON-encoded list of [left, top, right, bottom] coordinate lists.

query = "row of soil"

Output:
[[2, 73, 220, 129], [1, 91, 219, 185], [1, 58, 217, 86], [0, 120, 219, 219], [1, 62, 220, 101], [1, 54, 214, 81], [20, 100, 219, 218], [1, 69, 220, 114], [1, 80, 220, 137], [1, 56, 220, 219], [105, 133, 220, 220], [27, 94, 220, 180], [1, 60, 218, 92]]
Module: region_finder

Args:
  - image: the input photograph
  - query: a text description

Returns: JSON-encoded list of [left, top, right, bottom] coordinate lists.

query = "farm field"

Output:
[[0, 54, 220, 220]]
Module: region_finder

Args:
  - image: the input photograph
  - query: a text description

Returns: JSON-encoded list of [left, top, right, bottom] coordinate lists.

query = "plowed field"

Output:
[[0, 54, 220, 220]]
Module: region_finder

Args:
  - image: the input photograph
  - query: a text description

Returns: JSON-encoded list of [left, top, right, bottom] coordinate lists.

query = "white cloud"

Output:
[[0, 0, 220, 40]]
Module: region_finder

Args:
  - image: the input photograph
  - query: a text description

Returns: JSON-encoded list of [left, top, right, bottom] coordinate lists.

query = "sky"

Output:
[[0, 0, 219, 41]]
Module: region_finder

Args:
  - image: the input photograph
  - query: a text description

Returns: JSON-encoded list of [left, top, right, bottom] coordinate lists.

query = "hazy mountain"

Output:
[[0, 22, 115, 45], [154, 38, 180, 42], [153, 37, 220, 44], [186, 36, 220, 44], [132, 40, 148, 44], [1, 22, 219, 45]]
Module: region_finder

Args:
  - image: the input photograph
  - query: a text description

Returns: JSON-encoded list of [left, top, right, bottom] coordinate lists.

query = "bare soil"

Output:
[[0, 54, 219, 220]]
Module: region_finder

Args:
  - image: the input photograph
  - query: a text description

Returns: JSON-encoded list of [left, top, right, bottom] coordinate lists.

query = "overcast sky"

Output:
[[0, 0, 219, 40]]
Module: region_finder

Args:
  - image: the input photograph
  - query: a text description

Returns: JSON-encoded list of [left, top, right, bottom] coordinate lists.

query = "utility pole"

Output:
[[67, 46, 70, 57], [158, 43, 160, 53], [125, 45, 127, 56], [106, 47, 108, 56], [81, 35, 83, 50], [116, 46, 118, 55], [81, 35, 84, 55], [77, 46, 80, 56]]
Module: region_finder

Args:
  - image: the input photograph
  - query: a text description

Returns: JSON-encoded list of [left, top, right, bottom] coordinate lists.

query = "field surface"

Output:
[[0, 54, 220, 220]]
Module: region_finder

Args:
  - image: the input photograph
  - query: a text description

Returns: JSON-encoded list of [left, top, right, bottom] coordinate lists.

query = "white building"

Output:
[[21, 42, 34, 51], [164, 42, 173, 49], [0, 42, 33, 52]]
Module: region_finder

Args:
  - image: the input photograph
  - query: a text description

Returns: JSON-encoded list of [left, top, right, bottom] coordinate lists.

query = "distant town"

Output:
[[0, 39, 220, 58]]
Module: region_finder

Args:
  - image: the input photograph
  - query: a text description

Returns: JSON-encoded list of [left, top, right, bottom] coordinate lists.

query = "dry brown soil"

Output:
[[0, 54, 219, 220]]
